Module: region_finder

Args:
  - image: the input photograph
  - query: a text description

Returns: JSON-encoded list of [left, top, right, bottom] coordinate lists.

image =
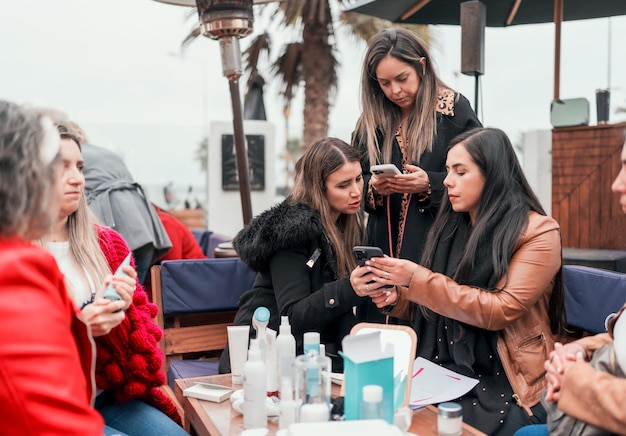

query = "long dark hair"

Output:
[[421, 127, 567, 335], [290, 137, 364, 276]]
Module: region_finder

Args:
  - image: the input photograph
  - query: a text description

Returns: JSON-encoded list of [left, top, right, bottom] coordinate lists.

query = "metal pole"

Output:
[[553, 0, 563, 101], [220, 35, 253, 225], [228, 78, 253, 225], [474, 75, 479, 116]]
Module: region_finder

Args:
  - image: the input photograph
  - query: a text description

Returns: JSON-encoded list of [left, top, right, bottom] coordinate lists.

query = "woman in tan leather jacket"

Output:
[[350, 127, 567, 435]]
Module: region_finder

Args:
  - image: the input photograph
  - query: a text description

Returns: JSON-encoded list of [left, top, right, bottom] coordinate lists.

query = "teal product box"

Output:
[[340, 331, 394, 424]]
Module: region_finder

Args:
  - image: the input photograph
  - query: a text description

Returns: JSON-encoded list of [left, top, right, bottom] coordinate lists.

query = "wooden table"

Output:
[[175, 375, 486, 436]]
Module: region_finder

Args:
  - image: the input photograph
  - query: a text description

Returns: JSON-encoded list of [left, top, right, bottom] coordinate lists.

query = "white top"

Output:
[[44, 241, 95, 306]]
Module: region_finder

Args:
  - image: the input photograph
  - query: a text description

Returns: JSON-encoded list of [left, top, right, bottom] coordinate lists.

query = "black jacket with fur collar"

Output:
[[219, 201, 363, 373], [233, 201, 325, 272]]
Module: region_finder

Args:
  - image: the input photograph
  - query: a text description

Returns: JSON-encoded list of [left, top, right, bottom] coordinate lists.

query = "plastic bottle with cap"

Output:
[[437, 402, 462, 436], [276, 316, 296, 389], [361, 384, 384, 420], [303, 331, 320, 355], [243, 339, 267, 430], [295, 350, 331, 423]]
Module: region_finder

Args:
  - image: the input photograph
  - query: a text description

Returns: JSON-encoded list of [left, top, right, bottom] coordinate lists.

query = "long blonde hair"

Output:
[[290, 137, 363, 276], [66, 194, 111, 290], [45, 123, 111, 291], [354, 28, 446, 166]]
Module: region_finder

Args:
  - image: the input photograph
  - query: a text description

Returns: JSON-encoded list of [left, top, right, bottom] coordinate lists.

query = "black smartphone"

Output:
[[353, 245, 385, 267], [353, 246, 393, 289]]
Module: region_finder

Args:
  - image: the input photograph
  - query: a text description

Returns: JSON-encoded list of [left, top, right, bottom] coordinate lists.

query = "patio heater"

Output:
[[196, 0, 254, 225], [154, 0, 254, 225]]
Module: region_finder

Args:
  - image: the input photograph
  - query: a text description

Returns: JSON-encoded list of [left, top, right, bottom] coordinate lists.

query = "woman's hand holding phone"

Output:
[[371, 164, 430, 196], [99, 253, 137, 310], [351, 246, 394, 298], [81, 299, 126, 336]]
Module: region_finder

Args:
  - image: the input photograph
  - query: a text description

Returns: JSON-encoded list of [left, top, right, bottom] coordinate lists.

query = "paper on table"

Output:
[[409, 357, 478, 409]]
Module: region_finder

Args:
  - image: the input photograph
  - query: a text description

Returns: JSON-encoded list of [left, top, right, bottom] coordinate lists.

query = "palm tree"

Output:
[[185, 1, 430, 150]]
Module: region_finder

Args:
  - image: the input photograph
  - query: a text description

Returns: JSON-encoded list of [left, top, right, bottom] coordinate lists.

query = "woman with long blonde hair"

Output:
[[353, 28, 481, 323], [40, 122, 187, 435]]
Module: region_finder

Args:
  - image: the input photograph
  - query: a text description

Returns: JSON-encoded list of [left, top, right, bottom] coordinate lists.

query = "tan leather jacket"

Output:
[[390, 212, 561, 415]]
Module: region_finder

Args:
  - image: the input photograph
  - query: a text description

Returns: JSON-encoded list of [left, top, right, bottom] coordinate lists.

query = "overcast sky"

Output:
[[2, 0, 625, 194]]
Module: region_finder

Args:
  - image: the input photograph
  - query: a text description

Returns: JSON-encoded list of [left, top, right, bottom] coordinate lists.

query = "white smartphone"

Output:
[[102, 252, 132, 302], [370, 164, 401, 178]]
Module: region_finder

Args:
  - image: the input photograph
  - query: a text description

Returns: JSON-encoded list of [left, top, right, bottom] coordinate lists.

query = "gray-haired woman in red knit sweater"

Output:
[[38, 122, 187, 436]]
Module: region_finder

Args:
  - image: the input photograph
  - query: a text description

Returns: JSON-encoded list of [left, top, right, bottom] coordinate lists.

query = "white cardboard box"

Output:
[[183, 382, 233, 403]]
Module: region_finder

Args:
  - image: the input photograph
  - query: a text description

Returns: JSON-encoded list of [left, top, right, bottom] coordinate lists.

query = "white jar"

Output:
[[437, 402, 462, 436]]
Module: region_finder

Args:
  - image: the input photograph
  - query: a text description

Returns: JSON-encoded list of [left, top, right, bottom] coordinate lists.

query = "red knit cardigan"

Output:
[[94, 225, 180, 424]]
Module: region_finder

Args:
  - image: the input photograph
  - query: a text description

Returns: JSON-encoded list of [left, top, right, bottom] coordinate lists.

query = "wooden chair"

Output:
[[149, 259, 256, 375]]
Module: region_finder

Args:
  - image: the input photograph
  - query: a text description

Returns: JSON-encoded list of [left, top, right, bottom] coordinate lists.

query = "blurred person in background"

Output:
[[515, 139, 626, 436]]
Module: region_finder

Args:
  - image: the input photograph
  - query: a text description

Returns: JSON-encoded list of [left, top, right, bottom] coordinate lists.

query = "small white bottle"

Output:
[[243, 339, 267, 430], [361, 384, 384, 420], [303, 331, 320, 355], [438, 402, 463, 436], [265, 328, 279, 397], [276, 316, 296, 389], [278, 378, 296, 429]]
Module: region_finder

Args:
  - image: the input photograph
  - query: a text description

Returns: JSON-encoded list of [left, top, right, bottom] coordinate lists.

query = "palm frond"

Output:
[[272, 42, 303, 113], [181, 26, 203, 50], [243, 32, 272, 75]]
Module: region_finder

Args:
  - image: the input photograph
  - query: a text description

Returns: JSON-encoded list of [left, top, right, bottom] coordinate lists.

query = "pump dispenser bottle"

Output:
[[276, 316, 296, 388]]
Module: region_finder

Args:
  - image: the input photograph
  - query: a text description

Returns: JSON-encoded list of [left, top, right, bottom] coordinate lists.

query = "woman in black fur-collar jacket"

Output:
[[219, 138, 366, 373]]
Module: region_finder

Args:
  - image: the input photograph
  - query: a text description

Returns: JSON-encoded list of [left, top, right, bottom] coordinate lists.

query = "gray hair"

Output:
[[0, 100, 58, 238]]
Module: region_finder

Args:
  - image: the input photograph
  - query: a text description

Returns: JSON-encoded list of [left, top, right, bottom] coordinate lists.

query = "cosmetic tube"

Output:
[[227, 325, 250, 385]]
